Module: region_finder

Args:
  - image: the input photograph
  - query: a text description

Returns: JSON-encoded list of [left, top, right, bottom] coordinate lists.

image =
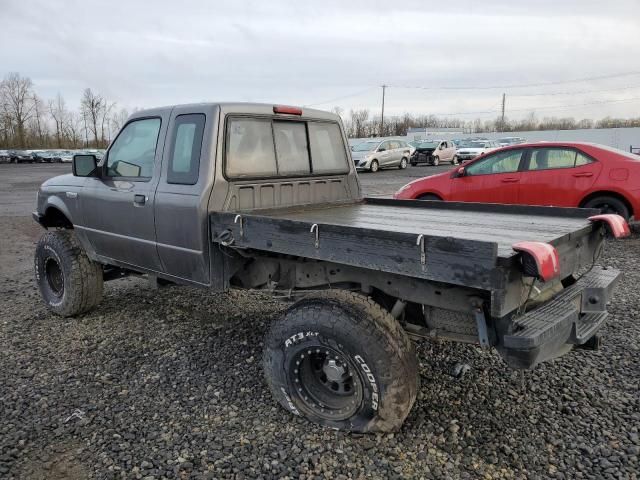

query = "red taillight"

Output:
[[273, 105, 302, 115]]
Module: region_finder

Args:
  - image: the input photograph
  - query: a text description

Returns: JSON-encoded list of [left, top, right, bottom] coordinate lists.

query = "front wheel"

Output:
[[263, 290, 419, 433], [417, 193, 442, 201], [431, 156, 440, 166], [452, 156, 459, 165], [34, 230, 103, 317], [369, 160, 379, 173], [399, 157, 408, 169]]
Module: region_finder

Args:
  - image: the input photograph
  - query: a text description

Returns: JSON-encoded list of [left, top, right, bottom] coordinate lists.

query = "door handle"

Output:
[[133, 194, 147, 205], [572, 172, 593, 177], [500, 178, 519, 183]]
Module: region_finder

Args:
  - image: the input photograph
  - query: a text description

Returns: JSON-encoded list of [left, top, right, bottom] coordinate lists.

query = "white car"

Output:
[[351, 139, 414, 172], [454, 140, 501, 163], [497, 136, 526, 147]]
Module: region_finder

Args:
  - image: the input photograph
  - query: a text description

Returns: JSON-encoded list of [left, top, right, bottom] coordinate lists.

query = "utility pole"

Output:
[[500, 93, 506, 131], [380, 85, 387, 137]]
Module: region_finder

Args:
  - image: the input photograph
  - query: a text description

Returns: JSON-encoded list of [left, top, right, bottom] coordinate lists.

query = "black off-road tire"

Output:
[[34, 230, 103, 317], [263, 290, 419, 433], [583, 196, 630, 221]]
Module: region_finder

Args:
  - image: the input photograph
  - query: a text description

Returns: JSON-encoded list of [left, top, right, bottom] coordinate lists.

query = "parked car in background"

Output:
[[0, 150, 10, 163], [454, 140, 500, 163], [7, 150, 34, 163], [351, 139, 412, 172], [57, 150, 74, 163], [394, 142, 640, 220], [498, 136, 526, 147], [410, 139, 457, 166]]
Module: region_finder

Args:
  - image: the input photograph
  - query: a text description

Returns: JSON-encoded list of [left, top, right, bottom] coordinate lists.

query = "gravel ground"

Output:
[[1, 164, 639, 479]]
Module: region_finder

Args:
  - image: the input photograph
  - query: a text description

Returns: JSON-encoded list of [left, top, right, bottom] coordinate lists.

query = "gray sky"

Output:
[[2, 0, 640, 121]]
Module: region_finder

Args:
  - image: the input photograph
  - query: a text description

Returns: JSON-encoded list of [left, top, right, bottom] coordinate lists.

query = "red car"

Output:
[[394, 142, 640, 220]]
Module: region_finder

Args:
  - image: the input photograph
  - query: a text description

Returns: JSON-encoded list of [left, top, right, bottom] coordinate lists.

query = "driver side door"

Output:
[[78, 115, 168, 272], [450, 148, 526, 204]]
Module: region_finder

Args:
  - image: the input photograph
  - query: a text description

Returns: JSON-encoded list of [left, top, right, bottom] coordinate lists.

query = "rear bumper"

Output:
[[498, 267, 621, 369]]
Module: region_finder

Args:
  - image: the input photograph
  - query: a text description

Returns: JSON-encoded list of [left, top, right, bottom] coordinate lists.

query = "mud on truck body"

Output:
[[33, 103, 630, 432]]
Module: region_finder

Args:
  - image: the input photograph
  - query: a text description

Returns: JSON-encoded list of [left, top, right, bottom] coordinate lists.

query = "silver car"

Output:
[[351, 139, 413, 172]]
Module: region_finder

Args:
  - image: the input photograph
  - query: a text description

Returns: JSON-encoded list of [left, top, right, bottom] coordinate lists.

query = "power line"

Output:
[[303, 87, 376, 107], [389, 71, 640, 91], [511, 84, 640, 97], [421, 95, 640, 118]]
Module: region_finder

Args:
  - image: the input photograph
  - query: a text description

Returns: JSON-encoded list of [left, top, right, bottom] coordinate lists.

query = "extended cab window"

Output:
[[168, 114, 205, 185], [226, 117, 348, 178], [106, 118, 161, 179], [466, 149, 523, 176]]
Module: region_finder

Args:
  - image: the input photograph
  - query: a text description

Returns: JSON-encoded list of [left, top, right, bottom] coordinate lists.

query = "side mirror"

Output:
[[378, 147, 386, 152], [72, 154, 98, 177], [452, 166, 466, 178]]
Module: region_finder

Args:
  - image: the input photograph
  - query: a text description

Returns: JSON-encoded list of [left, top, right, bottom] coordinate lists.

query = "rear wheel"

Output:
[[399, 157, 408, 169], [370, 160, 379, 173], [452, 156, 459, 165], [432, 156, 440, 166], [263, 290, 419, 433], [583, 196, 630, 220]]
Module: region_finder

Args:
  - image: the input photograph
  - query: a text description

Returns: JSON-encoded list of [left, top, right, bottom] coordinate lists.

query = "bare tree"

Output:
[[0, 72, 35, 147], [110, 107, 129, 135], [32, 94, 48, 146], [80, 88, 105, 147], [100, 101, 116, 145], [49, 93, 69, 148], [65, 112, 84, 148]]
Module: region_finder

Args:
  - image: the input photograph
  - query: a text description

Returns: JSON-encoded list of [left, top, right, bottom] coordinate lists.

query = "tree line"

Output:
[[336, 108, 640, 139], [0, 72, 129, 149], [3, 71, 640, 148]]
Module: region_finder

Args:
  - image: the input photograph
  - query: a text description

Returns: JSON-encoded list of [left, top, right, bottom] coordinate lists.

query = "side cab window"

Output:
[[106, 118, 162, 179]]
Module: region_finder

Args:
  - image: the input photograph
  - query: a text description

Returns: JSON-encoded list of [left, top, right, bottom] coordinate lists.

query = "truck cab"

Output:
[[36, 103, 359, 286]]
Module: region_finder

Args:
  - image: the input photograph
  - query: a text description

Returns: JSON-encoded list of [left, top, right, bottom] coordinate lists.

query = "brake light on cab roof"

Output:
[[273, 105, 302, 115]]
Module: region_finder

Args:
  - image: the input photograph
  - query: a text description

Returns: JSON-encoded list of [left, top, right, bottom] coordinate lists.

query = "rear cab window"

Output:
[[225, 116, 348, 179]]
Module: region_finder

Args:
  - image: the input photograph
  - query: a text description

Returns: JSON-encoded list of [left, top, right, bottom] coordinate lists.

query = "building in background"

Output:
[[405, 127, 465, 142]]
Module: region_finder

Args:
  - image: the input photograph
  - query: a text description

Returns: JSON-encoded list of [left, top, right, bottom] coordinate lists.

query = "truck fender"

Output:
[[44, 195, 74, 226], [512, 241, 560, 282], [588, 214, 630, 239]]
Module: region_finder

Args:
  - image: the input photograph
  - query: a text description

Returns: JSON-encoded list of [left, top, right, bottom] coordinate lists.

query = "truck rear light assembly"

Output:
[[588, 214, 630, 239], [512, 241, 560, 282], [273, 105, 302, 115]]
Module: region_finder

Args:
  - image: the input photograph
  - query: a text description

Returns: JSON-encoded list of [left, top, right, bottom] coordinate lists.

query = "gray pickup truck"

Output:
[[33, 103, 629, 433]]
